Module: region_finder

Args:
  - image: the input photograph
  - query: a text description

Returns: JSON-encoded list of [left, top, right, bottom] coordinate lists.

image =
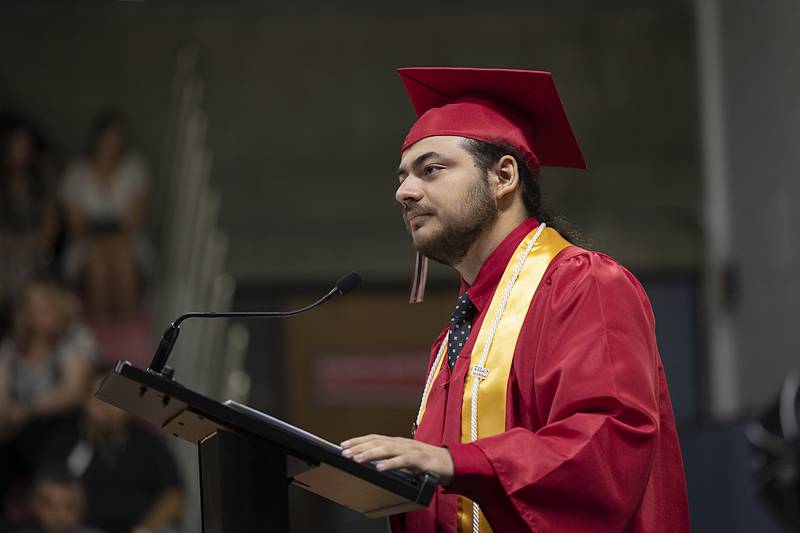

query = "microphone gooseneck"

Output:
[[147, 272, 362, 377]]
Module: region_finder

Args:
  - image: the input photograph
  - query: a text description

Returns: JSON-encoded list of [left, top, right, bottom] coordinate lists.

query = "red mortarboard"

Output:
[[398, 67, 587, 169]]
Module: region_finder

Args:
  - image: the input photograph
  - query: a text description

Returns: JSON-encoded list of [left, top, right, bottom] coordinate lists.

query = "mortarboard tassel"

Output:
[[409, 252, 428, 303]]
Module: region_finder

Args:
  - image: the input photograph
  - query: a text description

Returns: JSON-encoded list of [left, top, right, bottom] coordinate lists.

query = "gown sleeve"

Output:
[[445, 252, 663, 532]]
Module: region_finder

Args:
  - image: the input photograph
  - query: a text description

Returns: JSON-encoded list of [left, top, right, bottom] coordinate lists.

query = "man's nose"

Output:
[[395, 176, 423, 205]]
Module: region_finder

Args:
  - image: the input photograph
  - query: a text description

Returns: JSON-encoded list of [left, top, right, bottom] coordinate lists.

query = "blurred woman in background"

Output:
[[0, 279, 96, 437], [0, 117, 61, 330], [0, 279, 97, 524], [60, 111, 151, 319]]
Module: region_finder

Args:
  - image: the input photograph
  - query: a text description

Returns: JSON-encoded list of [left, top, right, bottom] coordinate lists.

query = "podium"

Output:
[[96, 361, 437, 533]]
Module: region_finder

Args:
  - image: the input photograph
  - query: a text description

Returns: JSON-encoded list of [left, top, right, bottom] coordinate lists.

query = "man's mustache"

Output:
[[403, 205, 436, 222]]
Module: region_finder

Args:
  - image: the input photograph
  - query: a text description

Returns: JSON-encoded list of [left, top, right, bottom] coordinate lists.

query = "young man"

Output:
[[22, 468, 101, 533], [341, 68, 690, 532]]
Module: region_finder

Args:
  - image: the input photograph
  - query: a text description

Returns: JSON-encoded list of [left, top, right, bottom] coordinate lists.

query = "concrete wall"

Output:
[[714, 0, 800, 415]]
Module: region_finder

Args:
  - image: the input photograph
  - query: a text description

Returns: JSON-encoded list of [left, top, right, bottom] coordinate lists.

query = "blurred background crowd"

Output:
[[1, 0, 799, 532], [0, 113, 185, 532]]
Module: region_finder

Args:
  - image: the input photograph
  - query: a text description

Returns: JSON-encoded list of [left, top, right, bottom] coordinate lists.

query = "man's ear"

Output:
[[493, 155, 521, 203]]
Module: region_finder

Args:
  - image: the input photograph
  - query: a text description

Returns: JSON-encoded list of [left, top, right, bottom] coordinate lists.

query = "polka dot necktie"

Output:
[[447, 293, 477, 369]]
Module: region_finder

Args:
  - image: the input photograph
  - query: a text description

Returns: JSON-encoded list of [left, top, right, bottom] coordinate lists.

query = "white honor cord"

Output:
[[415, 333, 449, 431], [413, 223, 546, 533]]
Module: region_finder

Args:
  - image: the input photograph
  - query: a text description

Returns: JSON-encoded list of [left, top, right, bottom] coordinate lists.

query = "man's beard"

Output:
[[404, 174, 499, 266]]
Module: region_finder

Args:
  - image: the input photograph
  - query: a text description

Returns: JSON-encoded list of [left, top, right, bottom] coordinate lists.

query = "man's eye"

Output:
[[424, 165, 441, 175]]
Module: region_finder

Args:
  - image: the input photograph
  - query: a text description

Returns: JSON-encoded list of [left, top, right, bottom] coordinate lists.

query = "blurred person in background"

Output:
[[13, 467, 101, 533], [60, 111, 152, 319], [0, 279, 96, 436], [0, 279, 96, 513], [0, 117, 61, 331], [747, 373, 800, 531], [27, 362, 185, 533]]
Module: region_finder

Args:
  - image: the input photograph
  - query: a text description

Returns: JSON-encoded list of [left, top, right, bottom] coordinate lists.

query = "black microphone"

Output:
[[147, 272, 362, 377]]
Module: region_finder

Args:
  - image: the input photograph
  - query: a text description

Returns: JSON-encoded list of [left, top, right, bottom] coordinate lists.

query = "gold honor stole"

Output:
[[416, 227, 571, 533]]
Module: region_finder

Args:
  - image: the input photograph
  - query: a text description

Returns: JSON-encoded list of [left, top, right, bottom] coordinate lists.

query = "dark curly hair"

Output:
[[460, 138, 588, 247]]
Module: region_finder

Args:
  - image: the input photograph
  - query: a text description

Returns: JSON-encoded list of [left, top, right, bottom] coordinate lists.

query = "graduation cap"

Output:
[[396, 67, 587, 302], [398, 66, 587, 170]]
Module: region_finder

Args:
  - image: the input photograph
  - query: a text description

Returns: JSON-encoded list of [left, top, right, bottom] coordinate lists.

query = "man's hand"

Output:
[[340, 434, 454, 485]]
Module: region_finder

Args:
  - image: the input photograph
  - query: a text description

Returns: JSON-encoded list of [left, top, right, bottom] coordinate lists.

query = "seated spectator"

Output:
[[0, 280, 96, 516], [0, 279, 96, 438], [60, 111, 152, 318], [31, 363, 185, 533], [0, 117, 61, 330], [14, 467, 101, 533]]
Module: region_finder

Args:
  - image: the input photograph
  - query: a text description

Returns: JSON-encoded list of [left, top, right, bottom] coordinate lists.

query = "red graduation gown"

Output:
[[392, 218, 691, 532]]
